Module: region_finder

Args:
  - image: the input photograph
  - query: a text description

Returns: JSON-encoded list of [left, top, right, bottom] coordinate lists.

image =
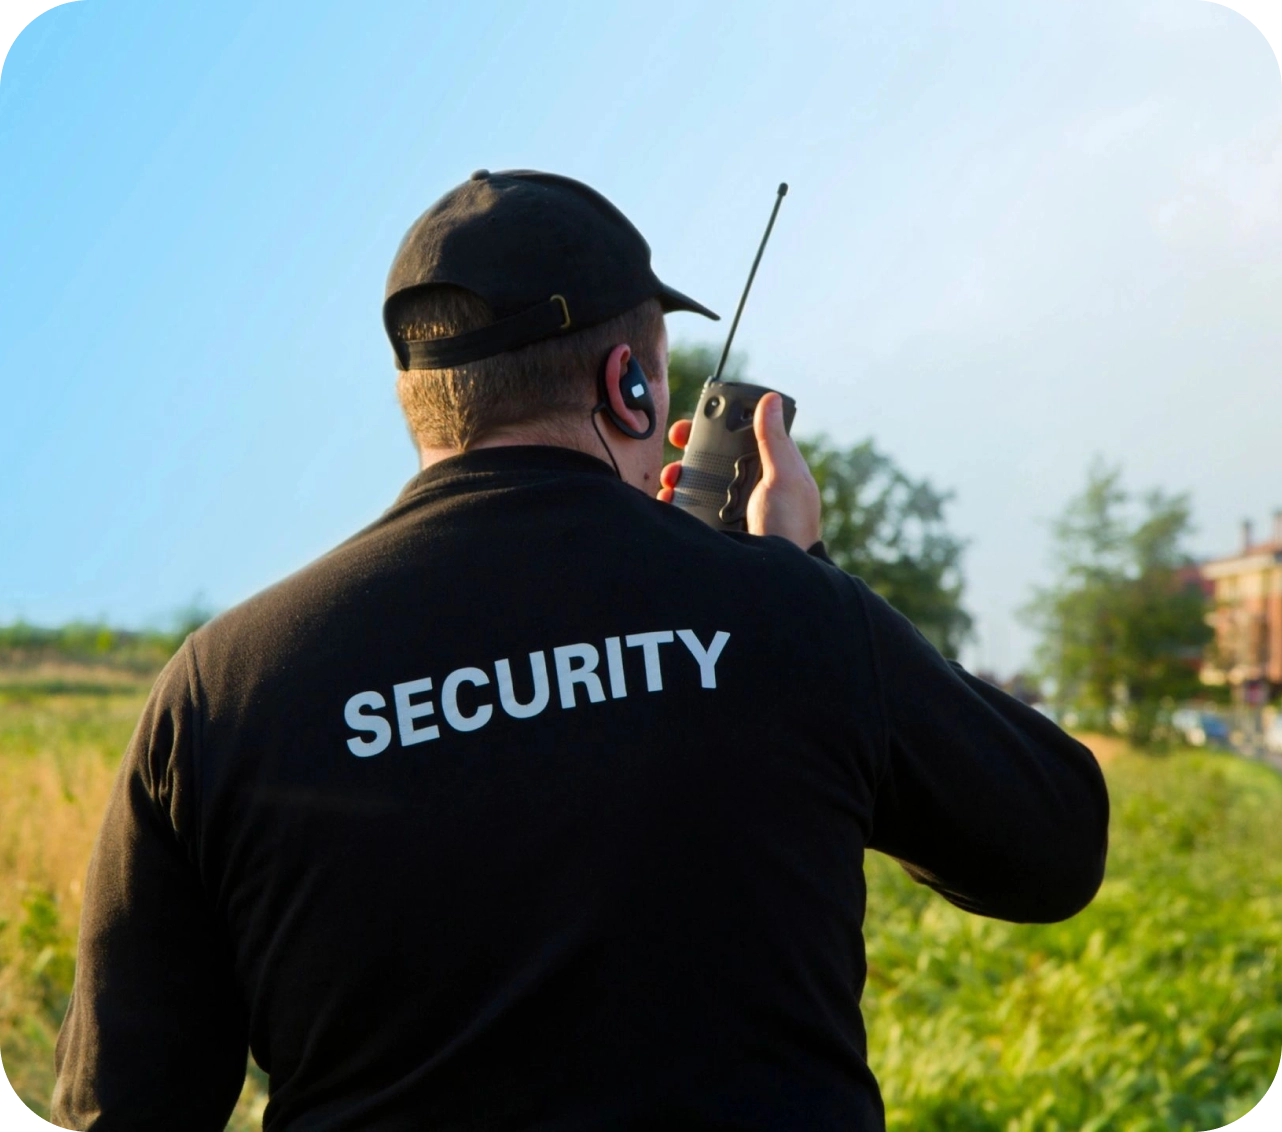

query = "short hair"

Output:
[[389, 287, 665, 451]]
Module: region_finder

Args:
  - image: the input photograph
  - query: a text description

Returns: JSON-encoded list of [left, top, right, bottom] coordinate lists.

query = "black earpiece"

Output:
[[596, 355, 656, 440]]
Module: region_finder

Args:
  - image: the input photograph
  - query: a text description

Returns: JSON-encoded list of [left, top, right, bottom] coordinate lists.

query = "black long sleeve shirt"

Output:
[[52, 445, 1109, 1131]]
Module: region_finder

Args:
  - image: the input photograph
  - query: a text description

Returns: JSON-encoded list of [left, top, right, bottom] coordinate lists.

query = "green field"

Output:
[[2, 682, 1279, 1131]]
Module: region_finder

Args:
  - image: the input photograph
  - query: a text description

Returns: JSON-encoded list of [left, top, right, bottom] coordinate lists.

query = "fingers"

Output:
[[658, 419, 690, 504], [746, 392, 822, 550], [656, 460, 682, 503], [753, 392, 795, 483]]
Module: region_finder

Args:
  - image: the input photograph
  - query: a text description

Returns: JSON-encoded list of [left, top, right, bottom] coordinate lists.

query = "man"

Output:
[[52, 170, 1109, 1131]]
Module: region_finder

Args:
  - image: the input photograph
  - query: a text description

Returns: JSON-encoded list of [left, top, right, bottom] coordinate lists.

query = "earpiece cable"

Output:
[[590, 405, 624, 480]]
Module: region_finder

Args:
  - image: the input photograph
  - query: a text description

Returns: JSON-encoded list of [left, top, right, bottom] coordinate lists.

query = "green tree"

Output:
[[665, 343, 972, 657], [801, 437, 972, 656], [1022, 462, 1211, 745], [169, 594, 215, 644]]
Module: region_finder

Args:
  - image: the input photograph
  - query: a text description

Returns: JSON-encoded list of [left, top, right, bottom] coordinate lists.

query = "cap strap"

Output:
[[397, 295, 573, 370]]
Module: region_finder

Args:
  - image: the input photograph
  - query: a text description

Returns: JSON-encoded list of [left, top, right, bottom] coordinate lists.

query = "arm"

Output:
[[660, 397, 1106, 921], [52, 642, 248, 1131], [854, 583, 1109, 923]]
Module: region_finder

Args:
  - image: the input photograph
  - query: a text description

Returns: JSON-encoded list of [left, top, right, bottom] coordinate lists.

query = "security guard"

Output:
[[52, 171, 1109, 1131]]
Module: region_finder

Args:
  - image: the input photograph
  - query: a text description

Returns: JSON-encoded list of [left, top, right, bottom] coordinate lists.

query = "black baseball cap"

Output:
[[383, 169, 719, 370]]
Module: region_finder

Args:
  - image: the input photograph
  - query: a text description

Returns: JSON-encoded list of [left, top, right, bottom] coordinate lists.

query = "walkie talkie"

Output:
[[672, 183, 797, 532]]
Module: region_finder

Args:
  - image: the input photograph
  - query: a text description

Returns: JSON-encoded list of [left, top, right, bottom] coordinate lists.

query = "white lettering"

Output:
[[348, 626, 730, 753], [553, 643, 606, 708], [495, 652, 551, 719], [441, 666, 493, 732], [676, 629, 731, 689], [344, 691, 392, 757], [393, 676, 440, 746], [604, 636, 627, 699], [625, 630, 674, 692]]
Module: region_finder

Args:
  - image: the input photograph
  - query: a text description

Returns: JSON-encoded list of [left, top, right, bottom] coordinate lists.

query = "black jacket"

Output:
[[53, 445, 1109, 1131]]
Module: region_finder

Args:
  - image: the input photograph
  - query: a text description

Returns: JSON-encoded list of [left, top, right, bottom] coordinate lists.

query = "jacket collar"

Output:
[[395, 445, 616, 504]]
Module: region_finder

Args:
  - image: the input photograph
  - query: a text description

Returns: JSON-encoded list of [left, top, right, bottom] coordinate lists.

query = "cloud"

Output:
[[1151, 121, 1282, 253], [1060, 97, 1164, 158]]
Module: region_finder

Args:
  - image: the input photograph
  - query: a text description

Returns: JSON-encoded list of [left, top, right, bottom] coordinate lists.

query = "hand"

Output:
[[657, 420, 692, 504], [658, 393, 822, 551]]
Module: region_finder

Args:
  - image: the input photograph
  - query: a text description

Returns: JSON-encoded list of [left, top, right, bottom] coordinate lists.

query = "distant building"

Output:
[[1200, 513, 1282, 702]]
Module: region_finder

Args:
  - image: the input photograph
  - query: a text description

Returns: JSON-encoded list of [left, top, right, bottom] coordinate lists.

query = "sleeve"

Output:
[[852, 581, 1110, 924], [51, 641, 248, 1131]]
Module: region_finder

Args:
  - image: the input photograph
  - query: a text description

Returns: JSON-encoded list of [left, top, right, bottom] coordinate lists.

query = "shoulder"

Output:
[[623, 493, 874, 641], [186, 530, 385, 706], [632, 487, 858, 583]]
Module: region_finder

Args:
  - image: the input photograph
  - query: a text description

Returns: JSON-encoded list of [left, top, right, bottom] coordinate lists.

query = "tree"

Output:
[[1021, 462, 1212, 745], [169, 595, 216, 643], [801, 437, 972, 656], [666, 343, 973, 657]]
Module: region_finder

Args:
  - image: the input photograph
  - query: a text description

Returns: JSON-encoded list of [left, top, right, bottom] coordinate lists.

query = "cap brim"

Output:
[[657, 282, 719, 321]]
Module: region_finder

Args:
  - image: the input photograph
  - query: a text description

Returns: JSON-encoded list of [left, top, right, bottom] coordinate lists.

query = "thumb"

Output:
[[752, 392, 789, 479]]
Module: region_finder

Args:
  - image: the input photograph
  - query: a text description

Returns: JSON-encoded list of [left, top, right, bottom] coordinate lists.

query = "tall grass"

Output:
[[1, 689, 1279, 1130], [865, 744, 1282, 1130], [0, 684, 267, 1129]]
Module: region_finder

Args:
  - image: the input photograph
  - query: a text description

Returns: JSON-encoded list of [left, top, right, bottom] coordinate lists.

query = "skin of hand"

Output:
[[657, 391, 823, 551]]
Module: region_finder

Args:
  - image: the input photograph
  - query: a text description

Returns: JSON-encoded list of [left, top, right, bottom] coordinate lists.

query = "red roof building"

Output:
[[1200, 513, 1282, 699]]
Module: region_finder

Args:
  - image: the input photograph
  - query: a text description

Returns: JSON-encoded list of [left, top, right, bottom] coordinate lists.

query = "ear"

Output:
[[599, 343, 653, 437]]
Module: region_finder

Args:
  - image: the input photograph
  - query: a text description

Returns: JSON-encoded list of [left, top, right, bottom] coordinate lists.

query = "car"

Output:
[[1265, 714, 1282, 755], [1170, 708, 1231, 748]]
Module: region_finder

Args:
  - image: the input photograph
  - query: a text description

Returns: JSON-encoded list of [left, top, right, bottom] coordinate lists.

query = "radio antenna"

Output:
[[712, 182, 788, 382]]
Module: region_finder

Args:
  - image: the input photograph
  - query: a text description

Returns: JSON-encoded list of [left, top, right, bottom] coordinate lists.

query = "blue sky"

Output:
[[2, 0, 1280, 675]]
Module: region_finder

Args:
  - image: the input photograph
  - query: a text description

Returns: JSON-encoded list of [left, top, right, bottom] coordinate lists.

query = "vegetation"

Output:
[[3, 405, 1272, 1130], [3, 678, 1278, 1130], [667, 344, 972, 655], [1022, 463, 1213, 744], [0, 660, 267, 1129], [799, 435, 971, 657], [0, 601, 212, 687], [866, 739, 1282, 1130]]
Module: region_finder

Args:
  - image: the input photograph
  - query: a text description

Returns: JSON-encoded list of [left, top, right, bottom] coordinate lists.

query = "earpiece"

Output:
[[596, 355, 656, 441]]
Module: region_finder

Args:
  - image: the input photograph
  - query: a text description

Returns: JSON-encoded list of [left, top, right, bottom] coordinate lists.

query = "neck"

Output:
[[418, 421, 606, 472], [418, 419, 654, 491]]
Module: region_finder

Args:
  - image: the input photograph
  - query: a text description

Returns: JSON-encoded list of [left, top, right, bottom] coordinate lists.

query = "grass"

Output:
[[865, 738, 1282, 1130], [0, 681, 268, 1130], [1, 688, 1279, 1130]]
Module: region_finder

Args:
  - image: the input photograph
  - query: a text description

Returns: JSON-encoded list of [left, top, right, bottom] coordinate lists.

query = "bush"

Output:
[[2, 688, 1278, 1129], [864, 747, 1282, 1131]]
